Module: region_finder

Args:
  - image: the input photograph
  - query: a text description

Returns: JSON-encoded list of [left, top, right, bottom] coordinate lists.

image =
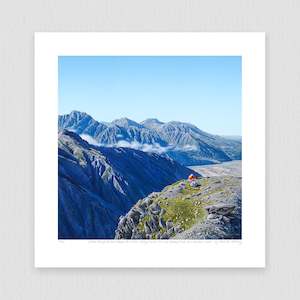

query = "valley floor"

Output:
[[189, 160, 242, 177]]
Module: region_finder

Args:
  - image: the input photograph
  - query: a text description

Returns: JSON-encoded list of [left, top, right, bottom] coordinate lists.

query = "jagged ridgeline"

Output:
[[58, 112, 242, 240], [58, 111, 241, 166]]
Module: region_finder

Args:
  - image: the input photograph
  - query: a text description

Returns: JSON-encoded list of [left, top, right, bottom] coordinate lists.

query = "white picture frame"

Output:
[[35, 32, 265, 268]]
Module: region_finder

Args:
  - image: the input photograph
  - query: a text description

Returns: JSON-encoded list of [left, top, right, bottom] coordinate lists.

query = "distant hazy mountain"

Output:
[[58, 111, 241, 166], [58, 130, 193, 239], [221, 135, 242, 142]]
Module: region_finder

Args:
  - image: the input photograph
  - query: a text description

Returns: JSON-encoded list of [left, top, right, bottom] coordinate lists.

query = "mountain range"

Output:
[[58, 130, 194, 239], [58, 111, 241, 166]]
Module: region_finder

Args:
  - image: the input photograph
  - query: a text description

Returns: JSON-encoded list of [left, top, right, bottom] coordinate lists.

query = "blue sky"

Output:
[[59, 56, 241, 135]]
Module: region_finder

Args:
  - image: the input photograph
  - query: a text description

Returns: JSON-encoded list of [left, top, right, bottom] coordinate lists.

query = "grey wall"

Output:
[[1, 1, 299, 299]]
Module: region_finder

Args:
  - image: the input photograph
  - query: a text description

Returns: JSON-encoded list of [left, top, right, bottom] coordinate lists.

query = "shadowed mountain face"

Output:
[[58, 111, 241, 166], [58, 130, 194, 239]]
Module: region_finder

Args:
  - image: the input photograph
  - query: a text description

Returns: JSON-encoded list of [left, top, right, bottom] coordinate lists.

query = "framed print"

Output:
[[35, 32, 265, 267]]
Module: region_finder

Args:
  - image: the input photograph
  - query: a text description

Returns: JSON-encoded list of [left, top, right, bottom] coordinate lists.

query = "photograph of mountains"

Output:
[[58, 56, 242, 240]]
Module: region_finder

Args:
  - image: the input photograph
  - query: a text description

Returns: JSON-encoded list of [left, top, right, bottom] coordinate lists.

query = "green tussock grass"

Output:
[[159, 196, 209, 231], [134, 178, 233, 237], [137, 214, 151, 232], [131, 176, 241, 239]]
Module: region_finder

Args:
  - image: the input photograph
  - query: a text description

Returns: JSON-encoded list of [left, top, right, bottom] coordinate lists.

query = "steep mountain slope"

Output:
[[58, 111, 241, 165], [153, 121, 241, 161], [115, 176, 241, 240], [99, 118, 166, 145], [58, 130, 194, 239]]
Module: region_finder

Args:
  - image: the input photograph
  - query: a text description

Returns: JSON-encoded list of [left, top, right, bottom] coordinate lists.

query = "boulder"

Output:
[[159, 217, 166, 229], [205, 204, 236, 216], [144, 222, 152, 234], [148, 192, 160, 199], [207, 213, 217, 220], [127, 209, 141, 224], [179, 182, 186, 189], [174, 225, 183, 234], [135, 206, 146, 217], [190, 180, 199, 187], [149, 217, 159, 231], [118, 216, 126, 227], [160, 232, 170, 239], [160, 208, 166, 216], [222, 216, 231, 223], [144, 197, 153, 207], [166, 220, 173, 230], [167, 227, 174, 236], [149, 202, 161, 215]]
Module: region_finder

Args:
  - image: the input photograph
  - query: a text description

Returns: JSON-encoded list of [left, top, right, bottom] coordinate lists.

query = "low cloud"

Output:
[[115, 140, 170, 154], [180, 144, 198, 151], [80, 134, 100, 146], [80, 134, 198, 154]]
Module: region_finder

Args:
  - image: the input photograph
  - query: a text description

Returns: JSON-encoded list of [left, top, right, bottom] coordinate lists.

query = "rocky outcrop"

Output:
[[115, 176, 241, 240], [115, 192, 184, 240], [175, 202, 241, 239]]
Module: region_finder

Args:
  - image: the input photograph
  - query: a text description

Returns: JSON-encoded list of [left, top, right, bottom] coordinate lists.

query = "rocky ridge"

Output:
[[115, 176, 241, 240]]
